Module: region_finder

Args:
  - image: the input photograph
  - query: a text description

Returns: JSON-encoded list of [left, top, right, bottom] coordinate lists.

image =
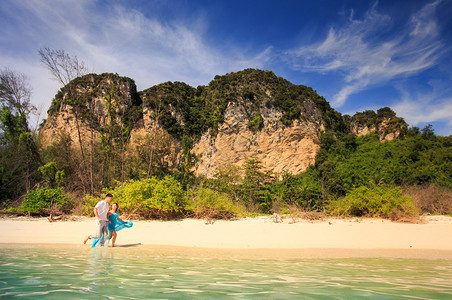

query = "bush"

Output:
[[144, 175, 187, 218], [84, 176, 187, 219], [247, 113, 264, 132], [81, 194, 100, 216], [276, 170, 323, 210], [403, 184, 452, 215], [328, 186, 419, 219], [20, 187, 70, 215], [188, 188, 244, 219]]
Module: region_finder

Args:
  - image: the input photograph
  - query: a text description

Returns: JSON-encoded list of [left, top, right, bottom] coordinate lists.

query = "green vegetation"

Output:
[[344, 107, 408, 139], [85, 176, 187, 219], [317, 130, 452, 193], [188, 188, 244, 219], [82, 178, 243, 220], [2, 68, 451, 221], [1, 68, 41, 202], [247, 113, 264, 132], [20, 187, 71, 215], [328, 186, 418, 218]]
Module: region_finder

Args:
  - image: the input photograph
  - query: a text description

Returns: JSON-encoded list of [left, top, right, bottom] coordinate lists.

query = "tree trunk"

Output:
[[147, 101, 162, 178], [73, 110, 88, 194]]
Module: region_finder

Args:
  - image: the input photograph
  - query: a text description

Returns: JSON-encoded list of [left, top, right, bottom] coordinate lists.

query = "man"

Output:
[[84, 193, 113, 246]]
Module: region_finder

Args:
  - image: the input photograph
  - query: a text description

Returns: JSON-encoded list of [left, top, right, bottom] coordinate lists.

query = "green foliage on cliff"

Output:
[[345, 107, 408, 138], [141, 69, 346, 140], [137, 69, 347, 180], [247, 112, 264, 131], [48, 73, 140, 116]]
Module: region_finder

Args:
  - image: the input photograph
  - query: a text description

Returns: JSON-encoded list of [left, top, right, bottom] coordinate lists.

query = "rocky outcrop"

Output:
[[348, 107, 408, 142], [129, 105, 182, 171], [40, 73, 141, 148], [191, 102, 320, 177], [39, 69, 408, 179]]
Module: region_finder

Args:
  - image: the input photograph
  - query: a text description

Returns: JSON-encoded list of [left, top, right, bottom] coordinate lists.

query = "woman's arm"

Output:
[[117, 213, 126, 222]]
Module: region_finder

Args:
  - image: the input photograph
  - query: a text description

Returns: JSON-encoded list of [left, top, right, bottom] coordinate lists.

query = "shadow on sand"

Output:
[[116, 243, 142, 248]]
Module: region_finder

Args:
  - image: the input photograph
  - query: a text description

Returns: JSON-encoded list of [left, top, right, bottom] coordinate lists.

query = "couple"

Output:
[[84, 193, 133, 247]]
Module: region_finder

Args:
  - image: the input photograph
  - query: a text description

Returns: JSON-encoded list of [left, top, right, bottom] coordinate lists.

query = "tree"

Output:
[[0, 68, 33, 123], [241, 158, 274, 212], [421, 124, 435, 137], [0, 68, 41, 198], [38, 48, 87, 88], [38, 48, 91, 193]]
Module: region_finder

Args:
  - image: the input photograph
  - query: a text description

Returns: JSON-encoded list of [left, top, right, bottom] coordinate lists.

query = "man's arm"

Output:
[[94, 208, 101, 222], [94, 207, 111, 223]]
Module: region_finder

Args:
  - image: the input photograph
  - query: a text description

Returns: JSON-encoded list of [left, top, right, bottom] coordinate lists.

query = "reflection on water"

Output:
[[0, 245, 451, 299]]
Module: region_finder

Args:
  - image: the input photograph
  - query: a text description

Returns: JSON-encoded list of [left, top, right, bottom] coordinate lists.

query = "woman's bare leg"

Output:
[[111, 230, 117, 247]]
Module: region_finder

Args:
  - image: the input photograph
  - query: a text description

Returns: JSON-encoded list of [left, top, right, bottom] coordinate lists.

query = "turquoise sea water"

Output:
[[0, 245, 451, 299]]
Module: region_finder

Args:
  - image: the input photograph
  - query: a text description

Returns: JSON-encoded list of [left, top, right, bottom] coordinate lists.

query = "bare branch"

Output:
[[0, 68, 32, 115], [38, 47, 90, 193], [38, 47, 88, 86]]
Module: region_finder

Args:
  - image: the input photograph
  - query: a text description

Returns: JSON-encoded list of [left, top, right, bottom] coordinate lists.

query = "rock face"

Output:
[[39, 69, 406, 179], [40, 73, 141, 149], [129, 105, 182, 171], [347, 107, 407, 142], [191, 102, 320, 177]]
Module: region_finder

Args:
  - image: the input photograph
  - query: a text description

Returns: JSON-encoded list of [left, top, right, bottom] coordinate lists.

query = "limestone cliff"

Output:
[[138, 69, 335, 177], [191, 102, 320, 177], [40, 73, 141, 149], [39, 69, 406, 178], [346, 107, 408, 142]]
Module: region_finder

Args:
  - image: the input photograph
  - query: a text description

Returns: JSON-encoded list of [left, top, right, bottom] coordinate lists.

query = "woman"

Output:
[[92, 202, 133, 247]]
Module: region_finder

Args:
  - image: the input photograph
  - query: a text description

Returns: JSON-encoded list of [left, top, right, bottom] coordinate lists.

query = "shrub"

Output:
[[20, 187, 70, 215], [403, 184, 452, 215], [247, 113, 264, 132], [144, 175, 187, 218], [188, 188, 244, 219], [81, 194, 100, 217], [84, 176, 187, 219], [328, 186, 419, 219], [276, 170, 323, 210]]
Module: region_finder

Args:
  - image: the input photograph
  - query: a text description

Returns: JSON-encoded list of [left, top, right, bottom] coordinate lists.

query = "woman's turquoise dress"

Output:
[[92, 212, 133, 247]]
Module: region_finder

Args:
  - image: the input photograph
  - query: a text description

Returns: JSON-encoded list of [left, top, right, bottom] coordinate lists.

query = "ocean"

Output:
[[0, 245, 451, 299]]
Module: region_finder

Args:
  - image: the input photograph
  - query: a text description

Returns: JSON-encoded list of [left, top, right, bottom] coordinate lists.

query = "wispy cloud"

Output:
[[0, 0, 271, 111], [27, 1, 271, 85], [288, 0, 445, 107], [392, 80, 452, 135]]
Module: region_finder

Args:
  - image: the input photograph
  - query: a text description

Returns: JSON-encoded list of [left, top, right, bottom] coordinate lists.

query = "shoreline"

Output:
[[2, 243, 452, 259], [1, 215, 451, 259]]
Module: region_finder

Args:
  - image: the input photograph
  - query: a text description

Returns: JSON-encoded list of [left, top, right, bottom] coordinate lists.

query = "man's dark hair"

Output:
[[106, 193, 113, 198]]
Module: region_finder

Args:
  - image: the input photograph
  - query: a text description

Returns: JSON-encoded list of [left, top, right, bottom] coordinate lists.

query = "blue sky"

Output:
[[1, 0, 451, 135]]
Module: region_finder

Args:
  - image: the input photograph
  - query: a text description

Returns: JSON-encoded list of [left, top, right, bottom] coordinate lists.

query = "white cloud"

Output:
[[0, 0, 272, 117], [289, 1, 444, 107], [410, 0, 441, 37], [393, 95, 452, 135], [392, 77, 452, 135]]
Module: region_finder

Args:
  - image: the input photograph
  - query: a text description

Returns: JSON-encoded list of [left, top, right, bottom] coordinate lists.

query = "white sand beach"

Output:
[[1, 216, 451, 258]]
